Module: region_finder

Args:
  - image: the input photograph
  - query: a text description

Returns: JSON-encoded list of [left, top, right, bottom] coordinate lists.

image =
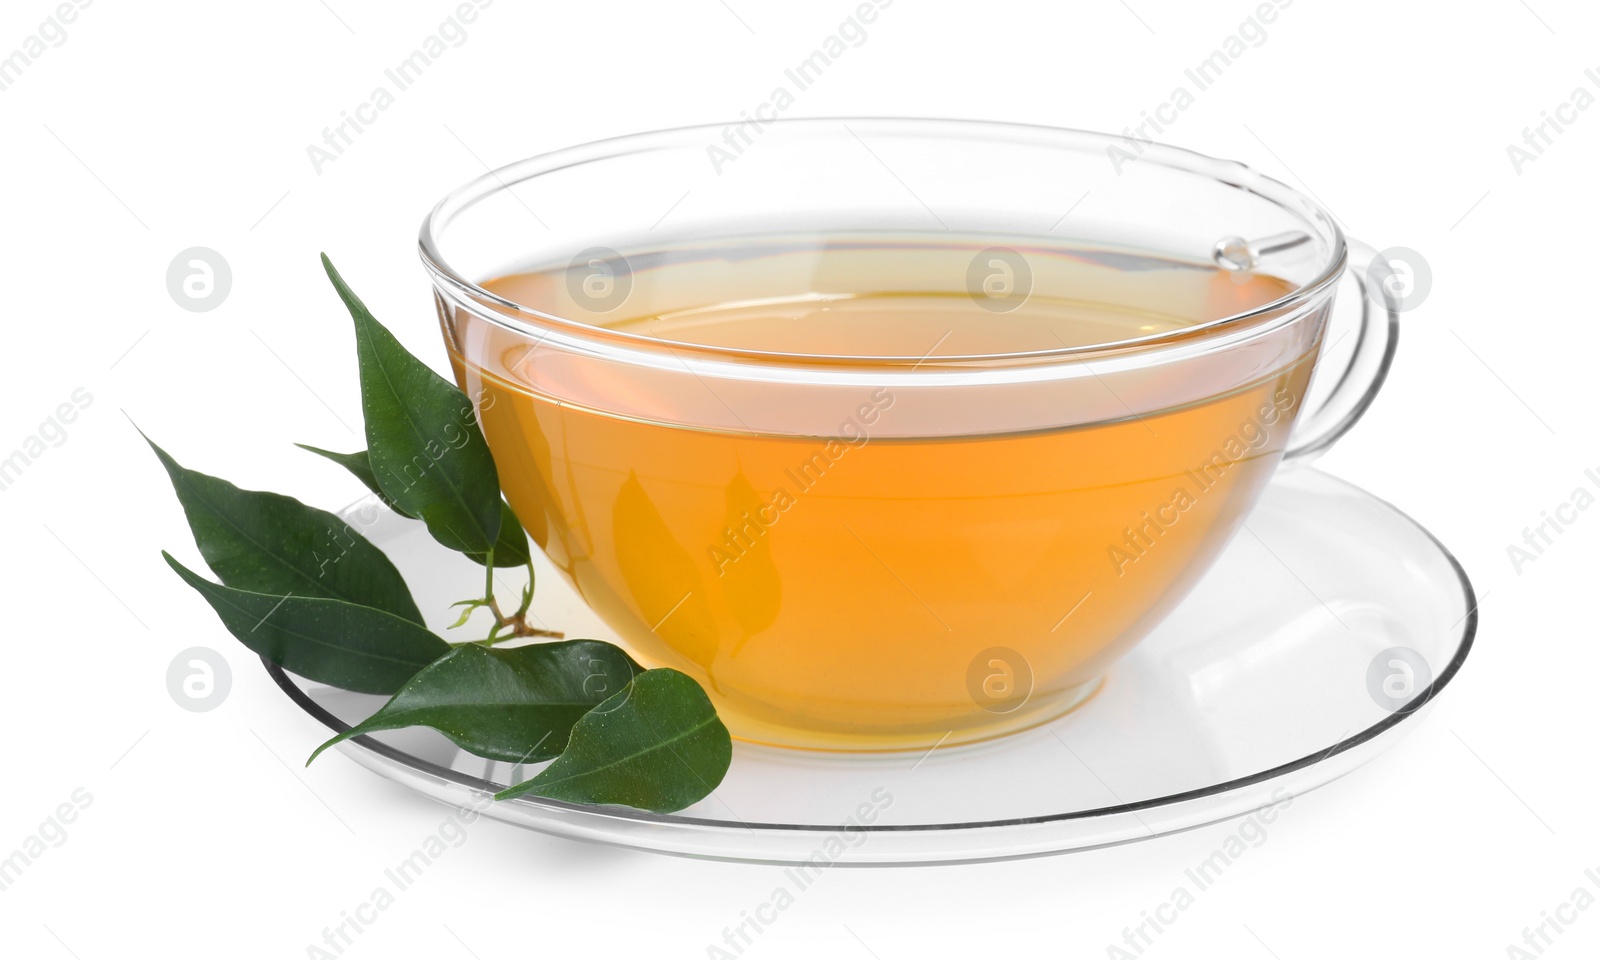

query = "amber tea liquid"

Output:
[[446, 234, 1316, 749]]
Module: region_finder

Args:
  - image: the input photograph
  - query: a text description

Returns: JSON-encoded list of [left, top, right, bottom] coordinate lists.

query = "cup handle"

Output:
[[1281, 238, 1401, 464]]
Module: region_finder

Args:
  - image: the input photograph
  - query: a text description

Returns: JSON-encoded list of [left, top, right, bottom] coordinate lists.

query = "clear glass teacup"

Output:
[[420, 119, 1397, 751]]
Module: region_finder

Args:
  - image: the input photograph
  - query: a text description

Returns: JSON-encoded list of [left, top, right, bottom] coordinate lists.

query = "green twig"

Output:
[[460, 550, 562, 645]]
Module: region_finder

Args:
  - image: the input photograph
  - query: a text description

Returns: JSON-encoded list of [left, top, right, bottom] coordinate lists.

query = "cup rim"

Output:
[[418, 117, 1347, 367]]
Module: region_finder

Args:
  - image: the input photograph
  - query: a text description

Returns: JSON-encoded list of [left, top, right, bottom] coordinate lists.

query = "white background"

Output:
[[1, 0, 1594, 956]]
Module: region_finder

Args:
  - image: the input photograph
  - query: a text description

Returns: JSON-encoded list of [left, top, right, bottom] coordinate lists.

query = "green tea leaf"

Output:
[[148, 435, 423, 625], [470, 502, 531, 569], [295, 444, 415, 518], [495, 669, 732, 813], [164, 552, 449, 694], [307, 640, 641, 765], [322, 254, 502, 557], [298, 443, 531, 569]]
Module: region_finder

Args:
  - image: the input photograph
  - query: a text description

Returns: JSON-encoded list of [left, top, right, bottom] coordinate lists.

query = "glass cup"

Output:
[[420, 119, 1397, 751]]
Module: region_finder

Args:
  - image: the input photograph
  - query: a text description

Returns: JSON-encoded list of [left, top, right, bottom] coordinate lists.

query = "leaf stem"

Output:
[[464, 551, 562, 645], [515, 559, 537, 620]]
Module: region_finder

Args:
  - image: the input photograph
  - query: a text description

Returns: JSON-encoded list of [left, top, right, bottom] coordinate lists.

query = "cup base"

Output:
[[721, 675, 1108, 754]]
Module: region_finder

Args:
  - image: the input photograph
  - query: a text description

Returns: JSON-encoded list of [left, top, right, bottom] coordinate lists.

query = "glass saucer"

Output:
[[267, 466, 1474, 865]]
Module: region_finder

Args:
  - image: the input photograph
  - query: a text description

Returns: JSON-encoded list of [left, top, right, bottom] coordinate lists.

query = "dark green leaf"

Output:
[[307, 640, 641, 765], [163, 552, 449, 695], [298, 442, 530, 569], [495, 669, 732, 813], [322, 254, 502, 556], [467, 502, 531, 569], [295, 444, 415, 518], [148, 435, 422, 625]]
